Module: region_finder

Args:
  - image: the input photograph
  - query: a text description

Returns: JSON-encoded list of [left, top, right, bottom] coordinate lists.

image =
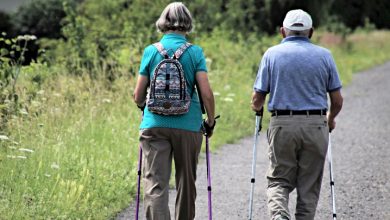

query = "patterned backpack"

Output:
[[147, 42, 192, 115]]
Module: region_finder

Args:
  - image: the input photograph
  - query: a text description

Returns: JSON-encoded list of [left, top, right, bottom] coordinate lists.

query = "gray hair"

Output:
[[156, 2, 193, 33], [284, 27, 311, 37]]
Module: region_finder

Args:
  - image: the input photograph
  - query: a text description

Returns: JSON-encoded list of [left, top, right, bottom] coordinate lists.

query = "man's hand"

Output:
[[328, 117, 336, 132]]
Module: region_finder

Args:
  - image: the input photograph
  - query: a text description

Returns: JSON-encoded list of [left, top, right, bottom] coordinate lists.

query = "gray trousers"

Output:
[[266, 115, 329, 220], [140, 128, 202, 220]]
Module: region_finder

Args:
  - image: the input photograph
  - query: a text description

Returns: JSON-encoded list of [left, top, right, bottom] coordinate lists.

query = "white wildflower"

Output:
[[44, 174, 51, 177], [102, 98, 111, 103], [19, 148, 34, 153], [31, 101, 41, 107], [206, 58, 213, 63], [17, 35, 26, 41], [7, 155, 27, 159], [19, 108, 28, 115], [51, 163, 60, 169], [0, 135, 9, 141], [214, 92, 220, 96], [16, 35, 37, 41], [223, 97, 234, 102], [29, 35, 37, 40]]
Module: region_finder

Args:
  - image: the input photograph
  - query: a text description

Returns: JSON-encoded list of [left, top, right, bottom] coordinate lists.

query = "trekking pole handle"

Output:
[[255, 107, 264, 116], [255, 107, 264, 133]]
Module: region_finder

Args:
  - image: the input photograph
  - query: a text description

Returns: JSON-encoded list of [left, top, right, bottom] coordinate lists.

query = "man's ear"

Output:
[[280, 27, 286, 38], [308, 28, 314, 39]]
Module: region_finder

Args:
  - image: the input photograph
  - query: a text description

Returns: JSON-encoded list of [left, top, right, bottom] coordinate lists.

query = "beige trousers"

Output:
[[140, 128, 202, 220], [266, 115, 329, 220]]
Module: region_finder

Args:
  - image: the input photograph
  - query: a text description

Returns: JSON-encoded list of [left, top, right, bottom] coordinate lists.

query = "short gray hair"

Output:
[[284, 27, 311, 37], [156, 2, 193, 33]]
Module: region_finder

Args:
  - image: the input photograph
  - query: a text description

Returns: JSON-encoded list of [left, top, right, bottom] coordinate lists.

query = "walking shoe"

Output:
[[275, 214, 289, 220]]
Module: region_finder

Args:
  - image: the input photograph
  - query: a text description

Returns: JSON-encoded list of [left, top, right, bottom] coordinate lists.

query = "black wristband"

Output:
[[137, 104, 145, 112]]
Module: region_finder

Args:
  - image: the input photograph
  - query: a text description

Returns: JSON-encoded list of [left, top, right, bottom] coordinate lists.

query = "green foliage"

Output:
[[11, 0, 69, 39], [323, 15, 352, 41], [51, 0, 171, 78], [0, 33, 38, 130]]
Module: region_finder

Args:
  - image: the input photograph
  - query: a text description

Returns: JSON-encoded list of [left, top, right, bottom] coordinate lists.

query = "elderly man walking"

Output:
[[251, 9, 343, 220]]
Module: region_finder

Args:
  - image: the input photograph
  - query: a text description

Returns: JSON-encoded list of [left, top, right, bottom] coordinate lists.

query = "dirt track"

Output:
[[117, 62, 390, 220]]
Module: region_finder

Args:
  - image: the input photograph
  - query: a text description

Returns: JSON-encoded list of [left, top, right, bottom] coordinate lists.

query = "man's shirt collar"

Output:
[[281, 36, 310, 43]]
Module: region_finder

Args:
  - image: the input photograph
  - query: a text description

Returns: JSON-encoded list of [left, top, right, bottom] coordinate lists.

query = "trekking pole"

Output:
[[135, 110, 144, 220], [135, 143, 142, 220], [201, 115, 220, 220], [205, 135, 213, 220], [248, 108, 264, 220], [328, 133, 337, 220], [202, 115, 219, 220]]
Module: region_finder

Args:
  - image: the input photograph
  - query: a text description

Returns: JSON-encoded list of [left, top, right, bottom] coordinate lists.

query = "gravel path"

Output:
[[117, 62, 390, 220]]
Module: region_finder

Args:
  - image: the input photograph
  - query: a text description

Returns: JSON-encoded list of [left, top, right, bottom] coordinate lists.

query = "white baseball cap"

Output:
[[283, 9, 312, 31]]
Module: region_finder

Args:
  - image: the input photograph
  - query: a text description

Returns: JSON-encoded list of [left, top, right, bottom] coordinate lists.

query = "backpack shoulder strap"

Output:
[[153, 42, 169, 59], [174, 42, 192, 59]]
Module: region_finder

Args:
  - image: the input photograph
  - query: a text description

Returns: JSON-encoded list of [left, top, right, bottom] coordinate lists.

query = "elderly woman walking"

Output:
[[133, 2, 216, 220]]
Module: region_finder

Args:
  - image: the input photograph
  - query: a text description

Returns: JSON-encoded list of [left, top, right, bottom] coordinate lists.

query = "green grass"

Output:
[[0, 75, 139, 219], [1, 30, 390, 219]]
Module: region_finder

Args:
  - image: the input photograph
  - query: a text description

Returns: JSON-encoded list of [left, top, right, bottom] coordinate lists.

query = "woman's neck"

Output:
[[165, 30, 186, 36]]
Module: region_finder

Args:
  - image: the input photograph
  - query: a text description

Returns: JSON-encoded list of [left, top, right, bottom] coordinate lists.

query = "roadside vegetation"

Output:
[[1, 0, 390, 219]]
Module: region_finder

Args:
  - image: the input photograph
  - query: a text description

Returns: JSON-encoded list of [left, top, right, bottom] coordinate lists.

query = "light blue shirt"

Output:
[[253, 36, 342, 111], [139, 33, 207, 132]]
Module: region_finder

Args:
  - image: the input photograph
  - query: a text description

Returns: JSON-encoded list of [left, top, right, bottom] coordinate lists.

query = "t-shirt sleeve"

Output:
[[139, 45, 155, 77], [327, 54, 342, 92], [253, 53, 270, 94], [196, 47, 208, 73]]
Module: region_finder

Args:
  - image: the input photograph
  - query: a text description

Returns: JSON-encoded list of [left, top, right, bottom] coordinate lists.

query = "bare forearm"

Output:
[[328, 90, 343, 120], [196, 72, 215, 124], [133, 75, 149, 107], [133, 94, 146, 106], [327, 90, 343, 131], [329, 102, 342, 120], [202, 92, 215, 123], [251, 91, 266, 112]]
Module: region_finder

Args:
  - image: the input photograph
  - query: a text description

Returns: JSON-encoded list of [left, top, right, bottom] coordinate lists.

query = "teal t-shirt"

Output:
[[138, 33, 208, 132]]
